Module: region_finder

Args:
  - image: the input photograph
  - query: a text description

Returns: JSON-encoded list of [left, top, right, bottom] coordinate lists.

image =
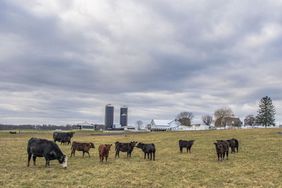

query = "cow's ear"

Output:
[[214, 143, 217, 145]]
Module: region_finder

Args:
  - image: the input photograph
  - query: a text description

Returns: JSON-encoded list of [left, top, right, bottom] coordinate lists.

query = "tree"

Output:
[[256, 96, 276, 127], [214, 107, 234, 120], [244, 115, 255, 126], [202, 115, 213, 126], [176, 112, 194, 126], [136, 120, 143, 130]]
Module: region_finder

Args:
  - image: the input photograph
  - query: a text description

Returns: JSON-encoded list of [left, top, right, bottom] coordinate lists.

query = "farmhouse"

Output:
[[215, 116, 242, 128]]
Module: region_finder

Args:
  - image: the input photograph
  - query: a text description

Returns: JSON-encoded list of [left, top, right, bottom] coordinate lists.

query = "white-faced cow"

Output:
[[27, 138, 68, 168]]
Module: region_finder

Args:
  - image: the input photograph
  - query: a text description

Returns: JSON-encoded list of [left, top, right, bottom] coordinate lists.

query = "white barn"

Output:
[[150, 119, 179, 131]]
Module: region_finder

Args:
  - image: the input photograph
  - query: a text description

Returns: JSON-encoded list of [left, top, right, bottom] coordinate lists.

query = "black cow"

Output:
[[179, 140, 195, 153], [115, 141, 137, 158], [27, 138, 67, 168], [53, 132, 74, 145], [136, 142, 156, 161], [231, 138, 239, 152], [214, 140, 229, 161], [226, 139, 236, 153]]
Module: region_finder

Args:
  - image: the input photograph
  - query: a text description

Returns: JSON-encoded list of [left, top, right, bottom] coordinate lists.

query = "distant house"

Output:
[[215, 117, 242, 128], [150, 120, 179, 131], [76, 122, 94, 130]]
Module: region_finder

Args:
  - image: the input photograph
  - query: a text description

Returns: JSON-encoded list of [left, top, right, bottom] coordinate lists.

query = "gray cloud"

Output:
[[0, 0, 281, 124]]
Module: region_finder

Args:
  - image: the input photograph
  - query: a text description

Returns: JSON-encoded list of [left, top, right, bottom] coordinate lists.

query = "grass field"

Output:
[[0, 128, 282, 188]]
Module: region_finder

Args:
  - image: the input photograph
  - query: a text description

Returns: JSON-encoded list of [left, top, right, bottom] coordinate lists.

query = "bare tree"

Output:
[[176, 112, 194, 126], [202, 115, 213, 126], [214, 107, 234, 120], [244, 115, 255, 126], [136, 120, 143, 130]]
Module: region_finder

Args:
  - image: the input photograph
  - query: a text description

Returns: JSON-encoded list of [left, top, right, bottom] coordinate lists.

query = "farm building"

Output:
[[150, 119, 179, 131], [76, 122, 94, 130], [214, 116, 242, 128]]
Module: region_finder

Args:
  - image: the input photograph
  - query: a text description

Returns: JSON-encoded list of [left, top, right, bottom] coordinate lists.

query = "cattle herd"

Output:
[[26, 131, 240, 168]]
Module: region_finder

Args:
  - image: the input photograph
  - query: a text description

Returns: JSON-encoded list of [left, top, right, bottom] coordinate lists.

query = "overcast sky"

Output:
[[0, 0, 281, 125]]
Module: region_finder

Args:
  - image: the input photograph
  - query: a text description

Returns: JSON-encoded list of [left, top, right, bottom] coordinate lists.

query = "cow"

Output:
[[71, 141, 95, 157], [136, 142, 156, 161], [27, 138, 67, 168], [232, 138, 239, 152], [115, 141, 137, 158], [98, 144, 112, 162], [226, 139, 236, 153], [53, 132, 74, 145], [214, 140, 229, 161], [179, 140, 195, 153]]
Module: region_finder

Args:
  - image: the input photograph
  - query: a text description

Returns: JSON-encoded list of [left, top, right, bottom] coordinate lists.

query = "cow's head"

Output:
[[90, 142, 95, 148], [136, 142, 144, 149], [105, 144, 112, 151], [131, 141, 137, 147], [59, 155, 68, 169], [214, 142, 223, 151]]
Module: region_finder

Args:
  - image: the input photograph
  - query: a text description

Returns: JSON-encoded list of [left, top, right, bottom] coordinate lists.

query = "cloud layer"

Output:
[[0, 0, 281, 125]]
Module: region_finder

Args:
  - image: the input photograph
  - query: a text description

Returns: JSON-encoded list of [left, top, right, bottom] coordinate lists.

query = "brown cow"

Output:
[[71, 141, 95, 157], [98, 144, 112, 162]]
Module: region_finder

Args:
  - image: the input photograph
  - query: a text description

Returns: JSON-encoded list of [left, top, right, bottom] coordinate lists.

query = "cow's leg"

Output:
[[45, 159, 50, 167], [105, 155, 108, 162], [226, 151, 229, 160], [180, 147, 182, 153], [87, 151, 90, 157], [187, 147, 189, 153], [144, 152, 146, 159], [115, 151, 119, 158], [149, 153, 152, 160], [217, 153, 220, 161], [27, 153, 32, 167], [70, 149, 74, 157], [83, 151, 85, 157], [33, 156, 36, 166]]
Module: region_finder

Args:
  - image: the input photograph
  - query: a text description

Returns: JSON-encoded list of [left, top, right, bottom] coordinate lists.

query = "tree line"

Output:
[[175, 96, 276, 127], [0, 124, 77, 130]]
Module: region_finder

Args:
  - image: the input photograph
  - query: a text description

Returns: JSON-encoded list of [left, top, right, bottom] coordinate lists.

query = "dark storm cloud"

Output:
[[0, 0, 281, 124]]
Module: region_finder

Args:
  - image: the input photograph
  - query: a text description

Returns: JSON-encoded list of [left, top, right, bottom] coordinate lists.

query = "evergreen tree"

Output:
[[256, 96, 276, 127]]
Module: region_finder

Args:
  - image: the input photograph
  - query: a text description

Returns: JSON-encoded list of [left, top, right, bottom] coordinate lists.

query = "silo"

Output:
[[105, 104, 114, 129], [120, 106, 128, 127]]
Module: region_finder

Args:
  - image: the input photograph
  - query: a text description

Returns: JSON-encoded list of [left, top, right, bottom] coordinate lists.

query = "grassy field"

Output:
[[0, 128, 282, 188]]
